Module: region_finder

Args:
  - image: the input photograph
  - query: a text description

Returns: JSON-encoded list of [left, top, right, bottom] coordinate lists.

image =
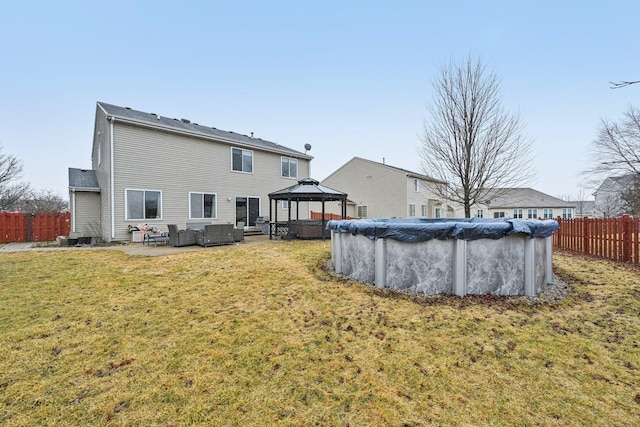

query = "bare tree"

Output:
[[0, 143, 31, 211], [419, 56, 535, 217], [610, 80, 640, 89], [14, 189, 68, 213]]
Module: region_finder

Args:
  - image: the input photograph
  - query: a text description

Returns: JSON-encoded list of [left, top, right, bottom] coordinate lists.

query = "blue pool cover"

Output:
[[326, 218, 560, 243]]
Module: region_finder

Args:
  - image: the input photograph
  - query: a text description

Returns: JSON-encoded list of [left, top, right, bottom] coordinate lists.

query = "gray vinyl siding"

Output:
[[322, 158, 407, 218], [109, 122, 311, 241], [92, 107, 112, 241], [73, 192, 101, 236], [406, 177, 442, 217]]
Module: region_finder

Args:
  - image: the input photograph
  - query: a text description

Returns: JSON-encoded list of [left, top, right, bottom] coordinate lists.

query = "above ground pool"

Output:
[[326, 218, 560, 297]]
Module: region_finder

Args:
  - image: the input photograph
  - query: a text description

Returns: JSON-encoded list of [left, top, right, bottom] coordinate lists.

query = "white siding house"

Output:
[[321, 157, 449, 218], [69, 102, 313, 242]]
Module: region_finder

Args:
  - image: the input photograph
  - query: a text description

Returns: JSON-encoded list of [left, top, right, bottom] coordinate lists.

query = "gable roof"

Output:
[[269, 178, 347, 201], [97, 102, 313, 160], [323, 156, 443, 183], [68, 168, 99, 191], [483, 188, 575, 209]]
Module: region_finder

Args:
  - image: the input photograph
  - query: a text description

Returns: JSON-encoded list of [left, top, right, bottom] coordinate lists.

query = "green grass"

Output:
[[0, 242, 639, 426]]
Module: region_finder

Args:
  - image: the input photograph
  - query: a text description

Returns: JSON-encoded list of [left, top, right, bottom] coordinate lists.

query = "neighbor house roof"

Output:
[[483, 188, 575, 209], [97, 102, 313, 160], [323, 156, 443, 183], [68, 168, 99, 191]]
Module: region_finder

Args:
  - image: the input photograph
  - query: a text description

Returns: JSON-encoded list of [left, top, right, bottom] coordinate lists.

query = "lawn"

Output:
[[0, 241, 639, 426]]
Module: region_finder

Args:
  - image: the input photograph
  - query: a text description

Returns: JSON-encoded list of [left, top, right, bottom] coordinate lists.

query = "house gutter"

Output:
[[109, 117, 116, 240]]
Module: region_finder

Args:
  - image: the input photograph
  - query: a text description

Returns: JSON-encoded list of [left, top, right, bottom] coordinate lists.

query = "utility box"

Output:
[[131, 231, 144, 242]]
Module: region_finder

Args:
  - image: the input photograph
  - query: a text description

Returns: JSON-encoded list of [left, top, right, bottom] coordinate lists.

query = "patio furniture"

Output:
[[196, 224, 234, 247], [186, 222, 211, 231], [167, 224, 197, 247], [143, 232, 170, 246], [234, 222, 245, 242]]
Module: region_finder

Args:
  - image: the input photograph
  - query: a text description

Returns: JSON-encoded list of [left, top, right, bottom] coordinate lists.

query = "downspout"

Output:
[[109, 117, 116, 240]]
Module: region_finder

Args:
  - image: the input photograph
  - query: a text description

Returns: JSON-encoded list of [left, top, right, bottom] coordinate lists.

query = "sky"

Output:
[[1, 0, 639, 201]]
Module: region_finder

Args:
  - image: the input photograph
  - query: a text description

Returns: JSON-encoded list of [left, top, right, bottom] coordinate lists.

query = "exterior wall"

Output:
[[92, 107, 112, 241], [454, 204, 574, 219], [322, 158, 408, 218], [405, 177, 445, 218], [71, 191, 101, 237], [108, 121, 310, 241]]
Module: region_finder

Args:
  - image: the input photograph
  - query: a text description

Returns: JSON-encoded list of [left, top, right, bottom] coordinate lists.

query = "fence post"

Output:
[[582, 216, 589, 256], [623, 214, 632, 262]]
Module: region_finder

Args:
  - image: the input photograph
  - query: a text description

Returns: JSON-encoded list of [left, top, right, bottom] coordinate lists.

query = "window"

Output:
[[435, 208, 442, 218], [527, 209, 538, 219], [189, 192, 216, 219], [409, 204, 416, 217], [232, 147, 253, 173], [513, 209, 523, 219], [562, 208, 573, 219], [126, 189, 161, 220], [421, 204, 427, 217], [414, 179, 420, 192], [357, 205, 368, 218], [494, 211, 505, 218], [476, 210, 484, 218], [281, 200, 292, 210], [543, 208, 554, 219], [281, 157, 298, 179], [97, 143, 101, 167]]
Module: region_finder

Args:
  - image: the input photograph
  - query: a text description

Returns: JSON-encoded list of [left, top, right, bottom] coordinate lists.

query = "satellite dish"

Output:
[[304, 143, 312, 153]]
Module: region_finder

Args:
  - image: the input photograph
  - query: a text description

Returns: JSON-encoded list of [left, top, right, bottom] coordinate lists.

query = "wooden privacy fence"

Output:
[[0, 212, 70, 243], [553, 215, 640, 264], [310, 211, 357, 221]]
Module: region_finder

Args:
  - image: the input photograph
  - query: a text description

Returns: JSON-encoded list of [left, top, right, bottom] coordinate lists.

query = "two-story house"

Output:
[[321, 157, 449, 218], [68, 102, 313, 242]]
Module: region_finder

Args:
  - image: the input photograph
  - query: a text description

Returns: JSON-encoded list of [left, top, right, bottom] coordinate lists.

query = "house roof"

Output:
[[323, 156, 443, 183], [97, 102, 313, 160], [269, 178, 347, 201], [483, 188, 575, 209], [68, 168, 99, 191]]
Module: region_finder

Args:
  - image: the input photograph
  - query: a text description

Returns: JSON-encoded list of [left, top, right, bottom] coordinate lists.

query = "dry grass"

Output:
[[0, 242, 639, 426]]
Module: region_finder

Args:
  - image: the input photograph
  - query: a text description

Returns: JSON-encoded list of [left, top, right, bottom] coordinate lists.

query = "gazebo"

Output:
[[268, 178, 348, 240]]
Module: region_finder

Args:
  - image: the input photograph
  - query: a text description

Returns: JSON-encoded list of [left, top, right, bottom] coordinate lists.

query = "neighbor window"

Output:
[[357, 205, 368, 218], [414, 179, 420, 192], [527, 209, 538, 219], [409, 204, 416, 217], [126, 189, 161, 220], [281, 200, 292, 210], [190, 192, 216, 219], [281, 157, 298, 179], [494, 211, 505, 218], [232, 147, 253, 173], [421, 204, 427, 217], [476, 209, 484, 218], [513, 209, 523, 219], [543, 208, 554, 219], [562, 208, 573, 218], [435, 208, 442, 218]]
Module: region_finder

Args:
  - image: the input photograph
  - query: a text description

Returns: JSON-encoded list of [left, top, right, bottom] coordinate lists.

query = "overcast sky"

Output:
[[1, 1, 639, 201]]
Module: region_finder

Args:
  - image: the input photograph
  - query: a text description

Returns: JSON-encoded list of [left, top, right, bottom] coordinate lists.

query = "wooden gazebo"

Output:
[[268, 178, 347, 240]]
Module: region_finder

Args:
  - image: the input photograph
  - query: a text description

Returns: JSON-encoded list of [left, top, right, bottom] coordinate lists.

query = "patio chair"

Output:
[[167, 224, 197, 247], [196, 224, 234, 247], [234, 222, 245, 242]]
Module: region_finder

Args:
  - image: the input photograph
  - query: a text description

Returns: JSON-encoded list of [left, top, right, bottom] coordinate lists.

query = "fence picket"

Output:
[[0, 212, 70, 243]]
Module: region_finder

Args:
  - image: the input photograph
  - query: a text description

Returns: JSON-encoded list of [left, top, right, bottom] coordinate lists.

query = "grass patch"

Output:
[[0, 242, 639, 426]]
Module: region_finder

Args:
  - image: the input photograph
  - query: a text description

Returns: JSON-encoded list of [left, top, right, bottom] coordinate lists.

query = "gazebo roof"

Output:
[[268, 178, 347, 202]]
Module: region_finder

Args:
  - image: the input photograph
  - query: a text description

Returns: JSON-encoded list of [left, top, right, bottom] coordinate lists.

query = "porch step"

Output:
[[244, 229, 266, 236]]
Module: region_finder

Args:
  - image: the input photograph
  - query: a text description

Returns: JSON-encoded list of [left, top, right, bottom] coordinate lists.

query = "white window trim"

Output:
[[189, 191, 218, 220], [357, 205, 368, 218], [281, 156, 298, 179], [281, 200, 293, 210], [125, 188, 163, 221], [409, 203, 416, 217], [414, 179, 420, 192], [421, 204, 427, 217], [231, 147, 254, 174]]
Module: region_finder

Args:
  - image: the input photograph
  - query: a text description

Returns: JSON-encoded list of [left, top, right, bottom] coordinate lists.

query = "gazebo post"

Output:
[[269, 198, 274, 240], [321, 197, 326, 241]]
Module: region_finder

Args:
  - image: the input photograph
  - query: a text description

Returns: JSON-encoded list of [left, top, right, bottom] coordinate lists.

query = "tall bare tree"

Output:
[[0, 143, 31, 211], [419, 56, 535, 217]]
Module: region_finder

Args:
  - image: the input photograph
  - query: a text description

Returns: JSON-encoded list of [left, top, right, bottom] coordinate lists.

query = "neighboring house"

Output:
[[593, 174, 640, 217], [321, 157, 450, 218], [68, 102, 313, 242], [455, 188, 576, 219], [570, 200, 598, 218]]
